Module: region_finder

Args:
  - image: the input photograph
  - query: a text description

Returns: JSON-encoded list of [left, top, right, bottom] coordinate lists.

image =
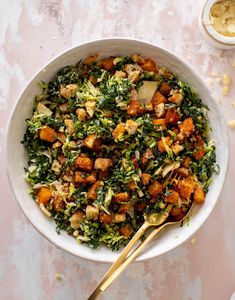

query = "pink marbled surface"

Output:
[[1, 1, 235, 299]]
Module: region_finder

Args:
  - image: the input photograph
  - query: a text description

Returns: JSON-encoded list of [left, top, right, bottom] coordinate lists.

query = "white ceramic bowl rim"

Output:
[[6, 37, 229, 263]]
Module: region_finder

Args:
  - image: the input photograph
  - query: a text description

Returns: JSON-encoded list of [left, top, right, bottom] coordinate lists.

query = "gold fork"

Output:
[[88, 201, 194, 300]]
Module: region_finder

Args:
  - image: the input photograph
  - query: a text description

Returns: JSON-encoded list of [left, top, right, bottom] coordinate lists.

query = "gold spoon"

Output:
[[88, 201, 194, 300]]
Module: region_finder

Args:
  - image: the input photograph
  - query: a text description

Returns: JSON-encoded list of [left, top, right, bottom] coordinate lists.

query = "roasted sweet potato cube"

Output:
[[84, 172, 97, 184], [153, 118, 167, 131], [87, 181, 102, 200], [94, 158, 113, 171], [99, 213, 113, 224], [141, 173, 151, 186], [170, 207, 185, 221], [178, 177, 195, 199], [194, 185, 205, 203], [112, 123, 126, 140], [127, 100, 144, 117], [193, 147, 206, 160], [58, 154, 67, 165], [168, 93, 183, 104], [179, 117, 195, 137], [183, 156, 192, 168], [148, 180, 163, 198], [127, 181, 136, 191], [83, 53, 98, 65], [74, 171, 85, 184], [119, 224, 134, 238], [159, 82, 171, 96], [53, 195, 64, 212], [119, 204, 130, 214], [157, 136, 171, 153], [134, 201, 147, 211], [141, 58, 157, 72], [74, 157, 93, 172], [98, 170, 109, 180], [151, 91, 167, 107], [112, 192, 129, 203], [37, 187, 52, 205], [100, 57, 115, 71], [39, 127, 56, 143], [195, 134, 205, 147], [165, 189, 179, 203], [83, 134, 102, 151], [141, 148, 153, 165], [165, 108, 180, 124], [131, 157, 139, 169]]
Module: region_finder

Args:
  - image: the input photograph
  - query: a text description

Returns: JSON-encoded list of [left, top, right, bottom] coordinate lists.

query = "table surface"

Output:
[[1, 1, 235, 299]]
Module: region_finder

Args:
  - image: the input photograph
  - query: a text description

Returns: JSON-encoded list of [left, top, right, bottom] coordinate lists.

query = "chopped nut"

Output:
[[125, 120, 139, 135], [207, 79, 212, 87], [60, 84, 78, 99], [52, 141, 62, 149], [114, 70, 126, 78], [223, 73, 231, 85], [227, 120, 235, 128], [131, 54, 145, 65], [55, 272, 63, 280], [76, 108, 88, 121], [113, 213, 126, 223], [130, 89, 138, 100], [64, 119, 75, 135], [223, 85, 230, 96], [94, 158, 113, 171], [70, 210, 84, 229], [86, 205, 99, 220], [59, 103, 69, 113], [51, 160, 62, 175], [154, 103, 165, 118], [85, 101, 96, 117], [124, 64, 143, 83]]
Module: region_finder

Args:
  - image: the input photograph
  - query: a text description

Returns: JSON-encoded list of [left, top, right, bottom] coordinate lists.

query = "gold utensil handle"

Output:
[[88, 222, 149, 300], [98, 224, 165, 294]]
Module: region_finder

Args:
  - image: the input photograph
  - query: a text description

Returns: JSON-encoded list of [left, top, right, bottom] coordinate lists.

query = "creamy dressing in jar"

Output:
[[210, 0, 235, 37]]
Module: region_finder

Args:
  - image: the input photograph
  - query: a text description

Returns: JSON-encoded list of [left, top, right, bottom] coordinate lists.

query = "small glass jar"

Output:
[[199, 0, 235, 49]]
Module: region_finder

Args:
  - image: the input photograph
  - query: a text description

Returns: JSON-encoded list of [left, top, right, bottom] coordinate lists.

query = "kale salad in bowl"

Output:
[[6, 39, 228, 262]]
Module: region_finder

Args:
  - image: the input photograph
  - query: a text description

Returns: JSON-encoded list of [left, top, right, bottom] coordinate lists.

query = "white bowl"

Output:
[[6, 38, 229, 263], [199, 0, 235, 49]]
